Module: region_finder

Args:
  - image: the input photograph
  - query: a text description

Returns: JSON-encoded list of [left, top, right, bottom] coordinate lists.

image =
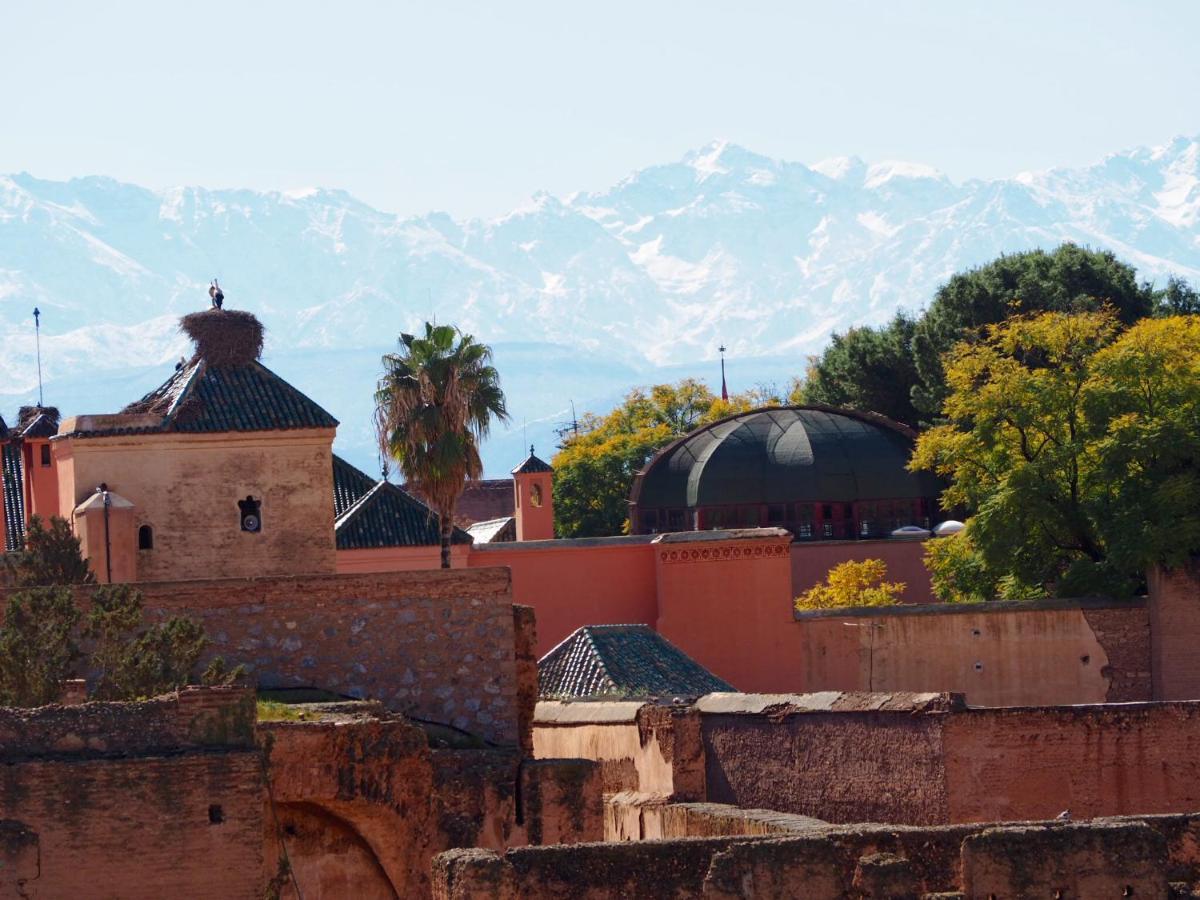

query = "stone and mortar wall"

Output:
[[793, 596, 1150, 706], [0, 688, 264, 900], [434, 815, 1191, 899], [2, 568, 521, 745]]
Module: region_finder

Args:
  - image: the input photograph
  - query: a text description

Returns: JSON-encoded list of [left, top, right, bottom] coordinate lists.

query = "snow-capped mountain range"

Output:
[[2, 135, 1198, 473]]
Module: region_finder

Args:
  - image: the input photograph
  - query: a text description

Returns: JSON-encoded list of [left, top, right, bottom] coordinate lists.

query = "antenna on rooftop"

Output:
[[33, 308, 44, 407]]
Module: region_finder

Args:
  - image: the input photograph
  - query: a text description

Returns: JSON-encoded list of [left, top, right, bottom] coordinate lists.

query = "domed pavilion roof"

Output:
[[631, 405, 940, 510]]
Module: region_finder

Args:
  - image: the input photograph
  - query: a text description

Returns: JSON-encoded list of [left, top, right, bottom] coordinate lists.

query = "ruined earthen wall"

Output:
[[702, 709, 950, 825], [943, 703, 1200, 823], [793, 598, 1150, 706], [0, 689, 263, 900], [0, 568, 520, 745], [512, 605, 537, 756], [263, 715, 602, 899], [1149, 561, 1200, 700], [434, 816, 1186, 900]]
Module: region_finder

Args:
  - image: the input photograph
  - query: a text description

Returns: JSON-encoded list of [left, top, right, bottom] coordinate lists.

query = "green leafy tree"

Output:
[[552, 379, 756, 538], [0, 587, 80, 706], [4, 515, 93, 586], [375, 323, 509, 567], [800, 245, 1168, 427], [801, 313, 922, 426], [1152, 275, 1200, 317], [794, 559, 906, 611]]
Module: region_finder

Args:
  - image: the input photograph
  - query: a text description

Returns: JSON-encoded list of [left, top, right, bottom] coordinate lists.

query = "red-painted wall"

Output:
[[653, 531, 798, 692], [470, 539, 659, 656]]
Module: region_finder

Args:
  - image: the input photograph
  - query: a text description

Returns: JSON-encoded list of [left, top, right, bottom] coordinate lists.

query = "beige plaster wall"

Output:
[[793, 601, 1149, 707], [54, 429, 336, 581], [533, 722, 675, 797]]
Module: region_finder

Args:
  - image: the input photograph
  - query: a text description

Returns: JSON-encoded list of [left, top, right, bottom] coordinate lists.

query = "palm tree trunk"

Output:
[[440, 513, 452, 569]]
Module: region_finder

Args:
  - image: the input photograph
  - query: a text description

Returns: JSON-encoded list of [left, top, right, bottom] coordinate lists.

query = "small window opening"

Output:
[[974, 661, 984, 672], [138, 525, 154, 551], [208, 804, 224, 824], [40, 444, 51, 467], [530, 483, 543, 507], [238, 496, 262, 533]]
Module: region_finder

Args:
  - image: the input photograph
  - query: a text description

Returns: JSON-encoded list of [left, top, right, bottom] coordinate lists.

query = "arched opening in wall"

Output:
[[138, 525, 154, 551], [530, 483, 542, 507], [270, 802, 397, 900]]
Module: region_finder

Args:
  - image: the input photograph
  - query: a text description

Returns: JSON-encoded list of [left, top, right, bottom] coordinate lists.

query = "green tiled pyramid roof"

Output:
[[512, 447, 553, 475], [2, 442, 25, 552], [333, 455, 472, 550], [538, 624, 735, 701], [123, 360, 339, 434]]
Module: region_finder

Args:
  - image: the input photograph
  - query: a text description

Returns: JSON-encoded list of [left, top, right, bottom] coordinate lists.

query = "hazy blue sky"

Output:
[[4, 1, 1197, 218]]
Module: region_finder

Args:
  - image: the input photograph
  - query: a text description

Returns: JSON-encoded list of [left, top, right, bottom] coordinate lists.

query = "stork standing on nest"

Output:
[[209, 279, 224, 310]]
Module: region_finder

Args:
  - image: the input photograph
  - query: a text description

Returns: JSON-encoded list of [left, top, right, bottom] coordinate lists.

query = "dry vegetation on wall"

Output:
[[794, 558, 906, 611], [179, 309, 265, 365]]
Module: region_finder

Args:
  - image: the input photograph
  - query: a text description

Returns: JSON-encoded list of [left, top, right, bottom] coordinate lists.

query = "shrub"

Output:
[[794, 559, 906, 611]]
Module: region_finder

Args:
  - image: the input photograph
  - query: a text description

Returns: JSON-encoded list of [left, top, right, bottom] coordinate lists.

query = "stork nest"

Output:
[[180, 309, 265, 366], [17, 405, 60, 431]]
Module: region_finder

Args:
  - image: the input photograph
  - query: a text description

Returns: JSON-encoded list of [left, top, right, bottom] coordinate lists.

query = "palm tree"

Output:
[[374, 323, 508, 568]]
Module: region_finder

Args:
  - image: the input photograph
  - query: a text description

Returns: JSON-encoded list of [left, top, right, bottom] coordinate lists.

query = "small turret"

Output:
[[512, 445, 554, 541]]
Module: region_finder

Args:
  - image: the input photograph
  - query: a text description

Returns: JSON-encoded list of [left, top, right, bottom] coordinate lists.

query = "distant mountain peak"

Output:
[[2, 131, 1198, 428]]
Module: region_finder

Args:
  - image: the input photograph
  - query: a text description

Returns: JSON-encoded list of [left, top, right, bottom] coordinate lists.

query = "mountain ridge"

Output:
[[2, 133, 1199, 472]]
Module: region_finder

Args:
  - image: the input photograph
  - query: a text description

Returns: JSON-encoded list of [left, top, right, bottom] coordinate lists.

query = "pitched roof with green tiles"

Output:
[[538, 624, 735, 701], [333, 454, 472, 550], [512, 446, 553, 475], [2, 441, 25, 552], [117, 359, 338, 435]]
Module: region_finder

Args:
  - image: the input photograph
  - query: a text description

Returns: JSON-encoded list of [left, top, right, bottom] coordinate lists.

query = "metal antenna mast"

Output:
[[33, 308, 44, 407]]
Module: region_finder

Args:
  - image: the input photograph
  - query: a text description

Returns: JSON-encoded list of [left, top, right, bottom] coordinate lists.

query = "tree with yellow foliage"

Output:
[[912, 311, 1200, 597], [794, 559, 906, 611], [552, 379, 763, 537]]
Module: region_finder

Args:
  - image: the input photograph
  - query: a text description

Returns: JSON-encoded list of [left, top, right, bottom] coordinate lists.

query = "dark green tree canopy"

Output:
[[801, 244, 1192, 428], [910, 244, 1155, 417], [802, 313, 921, 427]]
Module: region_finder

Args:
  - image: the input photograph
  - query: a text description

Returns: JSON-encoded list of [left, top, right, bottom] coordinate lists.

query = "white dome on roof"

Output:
[[933, 520, 966, 536]]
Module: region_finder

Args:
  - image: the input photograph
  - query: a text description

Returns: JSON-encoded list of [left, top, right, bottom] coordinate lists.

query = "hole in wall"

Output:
[[971, 628, 981, 637], [1080, 654, 1090, 665], [974, 662, 984, 672], [208, 804, 224, 825]]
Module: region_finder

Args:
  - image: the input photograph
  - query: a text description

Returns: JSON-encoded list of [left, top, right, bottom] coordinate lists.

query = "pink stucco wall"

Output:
[[469, 538, 659, 656]]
